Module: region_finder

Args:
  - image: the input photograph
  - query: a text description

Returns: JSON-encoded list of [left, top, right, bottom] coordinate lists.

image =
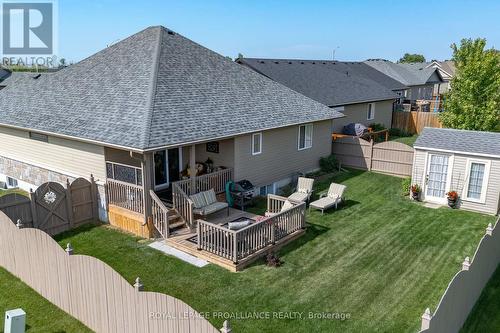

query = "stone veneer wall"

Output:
[[0, 155, 108, 222]]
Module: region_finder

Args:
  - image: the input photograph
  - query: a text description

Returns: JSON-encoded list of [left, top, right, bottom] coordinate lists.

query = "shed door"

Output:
[[424, 153, 452, 203]]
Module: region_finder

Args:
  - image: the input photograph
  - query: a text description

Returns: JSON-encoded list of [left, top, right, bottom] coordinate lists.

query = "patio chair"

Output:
[[190, 189, 229, 218], [309, 183, 346, 215], [287, 177, 314, 202]]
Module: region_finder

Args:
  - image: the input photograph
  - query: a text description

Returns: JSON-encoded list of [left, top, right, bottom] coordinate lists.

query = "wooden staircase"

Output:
[[150, 190, 189, 239]]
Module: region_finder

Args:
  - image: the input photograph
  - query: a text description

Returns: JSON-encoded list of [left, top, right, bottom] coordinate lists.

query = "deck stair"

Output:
[[150, 190, 187, 239]]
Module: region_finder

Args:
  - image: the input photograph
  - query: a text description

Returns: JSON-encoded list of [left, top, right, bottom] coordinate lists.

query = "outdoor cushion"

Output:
[[310, 196, 340, 210], [288, 192, 309, 202], [202, 202, 228, 215], [190, 192, 207, 209], [327, 183, 347, 199], [203, 189, 218, 205], [228, 220, 251, 230], [281, 200, 294, 211]]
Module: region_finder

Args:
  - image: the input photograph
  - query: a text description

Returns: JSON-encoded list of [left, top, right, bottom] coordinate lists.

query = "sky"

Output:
[[58, 0, 500, 63]]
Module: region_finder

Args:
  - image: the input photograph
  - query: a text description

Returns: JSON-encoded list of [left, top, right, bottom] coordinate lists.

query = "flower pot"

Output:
[[448, 198, 458, 208], [411, 191, 420, 201]]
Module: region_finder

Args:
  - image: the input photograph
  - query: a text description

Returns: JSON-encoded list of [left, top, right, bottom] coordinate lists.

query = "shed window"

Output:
[[298, 124, 313, 150], [252, 133, 262, 155], [7, 177, 18, 188], [367, 103, 375, 120], [29, 132, 48, 142], [463, 159, 490, 203]]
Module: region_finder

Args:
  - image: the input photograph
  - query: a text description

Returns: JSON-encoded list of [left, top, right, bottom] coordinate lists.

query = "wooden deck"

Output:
[[165, 207, 305, 272]]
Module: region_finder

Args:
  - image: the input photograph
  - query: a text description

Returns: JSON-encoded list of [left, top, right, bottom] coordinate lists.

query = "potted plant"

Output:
[[446, 191, 459, 208], [411, 184, 421, 201]]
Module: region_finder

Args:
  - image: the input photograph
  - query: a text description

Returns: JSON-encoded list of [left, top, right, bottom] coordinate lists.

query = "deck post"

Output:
[[197, 221, 201, 250], [189, 144, 196, 193], [141, 152, 154, 225], [232, 232, 238, 264]]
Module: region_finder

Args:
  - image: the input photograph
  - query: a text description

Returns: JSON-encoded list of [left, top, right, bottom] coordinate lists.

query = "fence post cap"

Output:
[[16, 219, 23, 228], [422, 308, 432, 319], [134, 277, 144, 291], [65, 243, 73, 255], [220, 320, 232, 333], [462, 256, 471, 271], [486, 223, 493, 235]]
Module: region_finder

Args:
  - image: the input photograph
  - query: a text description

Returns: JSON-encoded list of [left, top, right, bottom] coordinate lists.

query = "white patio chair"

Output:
[[309, 183, 346, 215], [287, 177, 314, 202]]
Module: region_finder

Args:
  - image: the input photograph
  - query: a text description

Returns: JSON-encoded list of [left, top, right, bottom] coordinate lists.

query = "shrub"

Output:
[[411, 184, 421, 193], [389, 128, 412, 137], [401, 178, 411, 196], [319, 155, 338, 173], [369, 123, 386, 132], [266, 252, 282, 267]]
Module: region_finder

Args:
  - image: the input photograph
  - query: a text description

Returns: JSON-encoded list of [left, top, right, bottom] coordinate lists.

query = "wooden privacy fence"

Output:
[[420, 218, 500, 333], [0, 212, 219, 333], [0, 176, 98, 235], [332, 137, 414, 177], [197, 194, 306, 263], [392, 110, 443, 135]]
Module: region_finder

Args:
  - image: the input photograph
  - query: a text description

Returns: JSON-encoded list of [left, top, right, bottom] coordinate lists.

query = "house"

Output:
[[0, 26, 344, 225], [364, 59, 444, 102], [425, 60, 456, 94], [237, 58, 398, 133], [411, 128, 500, 215]]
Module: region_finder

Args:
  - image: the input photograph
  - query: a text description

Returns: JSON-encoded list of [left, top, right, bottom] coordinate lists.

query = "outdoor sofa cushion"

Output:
[[203, 189, 218, 205], [190, 192, 207, 209], [228, 220, 252, 230], [200, 202, 228, 215]]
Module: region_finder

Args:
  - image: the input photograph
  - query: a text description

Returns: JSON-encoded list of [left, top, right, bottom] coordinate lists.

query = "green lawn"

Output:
[[0, 267, 90, 333], [53, 170, 494, 333], [461, 265, 500, 332], [390, 134, 419, 147]]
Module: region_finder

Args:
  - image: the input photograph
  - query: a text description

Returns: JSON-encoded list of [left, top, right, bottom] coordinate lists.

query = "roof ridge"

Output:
[[143, 26, 163, 149]]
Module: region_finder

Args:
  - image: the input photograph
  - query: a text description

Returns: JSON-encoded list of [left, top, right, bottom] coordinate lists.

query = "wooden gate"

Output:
[[0, 176, 98, 235]]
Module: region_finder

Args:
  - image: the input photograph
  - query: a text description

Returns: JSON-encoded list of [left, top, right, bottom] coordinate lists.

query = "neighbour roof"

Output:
[[0, 71, 47, 87], [237, 58, 399, 107], [426, 60, 456, 78], [364, 60, 443, 86], [0, 26, 343, 151], [414, 128, 500, 158]]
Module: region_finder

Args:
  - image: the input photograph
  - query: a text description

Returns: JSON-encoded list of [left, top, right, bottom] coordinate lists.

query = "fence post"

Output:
[[220, 320, 232, 333], [65, 179, 74, 229], [421, 308, 432, 330], [486, 223, 493, 236], [368, 139, 374, 171], [29, 188, 38, 228], [65, 243, 73, 255], [134, 277, 144, 291], [90, 174, 99, 221], [462, 257, 471, 271]]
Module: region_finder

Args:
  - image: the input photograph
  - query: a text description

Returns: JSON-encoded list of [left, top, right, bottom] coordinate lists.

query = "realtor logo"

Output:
[[2, 1, 54, 54]]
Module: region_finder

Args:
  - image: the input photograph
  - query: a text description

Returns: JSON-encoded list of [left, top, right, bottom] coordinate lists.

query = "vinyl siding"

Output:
[[0, 126, 106, 181], [333, 100, 394, 132], [412, 148, 500, 215], [185, 139, 235, 169], [234, 120, 333, 187]]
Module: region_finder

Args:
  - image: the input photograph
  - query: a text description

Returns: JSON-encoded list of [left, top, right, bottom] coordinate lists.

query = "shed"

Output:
[[412, 128, 500, 215]]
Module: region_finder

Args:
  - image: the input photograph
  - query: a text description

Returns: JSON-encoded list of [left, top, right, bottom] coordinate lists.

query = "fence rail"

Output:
[[332, 137, 414, 177], [197, 195, 305, 263], [420, 218, 500, 333], [0, 212, 219, 333], [106, 179, 144, 214], [150, 190, 171, 238], [172, 183, 194, 228], [392, 110, 442, 135]]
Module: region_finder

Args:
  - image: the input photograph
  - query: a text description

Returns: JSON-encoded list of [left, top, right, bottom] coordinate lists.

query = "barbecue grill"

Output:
[[228, 179, 255, 210]]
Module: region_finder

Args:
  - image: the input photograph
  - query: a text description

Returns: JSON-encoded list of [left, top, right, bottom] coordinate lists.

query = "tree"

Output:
[[439, 38, 500, 132], [59, 58, 66, 67], [398, 53, 426, 63]]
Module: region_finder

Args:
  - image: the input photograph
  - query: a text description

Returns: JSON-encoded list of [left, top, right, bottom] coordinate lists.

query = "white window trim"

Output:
[[252, 132, 262, 155], [298, 124, 313, 151], [367, 103, 375, 121], [462, 158, 491, 204]]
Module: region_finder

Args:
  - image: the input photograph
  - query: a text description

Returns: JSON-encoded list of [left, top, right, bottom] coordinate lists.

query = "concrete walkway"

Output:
[[149, 241, 209, 268]]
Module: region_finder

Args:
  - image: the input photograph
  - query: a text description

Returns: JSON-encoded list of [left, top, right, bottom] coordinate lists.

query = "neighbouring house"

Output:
[[364, 59, 445, 102], [237, 58, 398, 133], [425, 60, 456, 94], [411, 128, 500, 215], [0, 26, 343, 226]]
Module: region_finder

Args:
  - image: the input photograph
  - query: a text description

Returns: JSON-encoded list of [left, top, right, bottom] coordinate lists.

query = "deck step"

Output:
[[169, 221, 186, 230]]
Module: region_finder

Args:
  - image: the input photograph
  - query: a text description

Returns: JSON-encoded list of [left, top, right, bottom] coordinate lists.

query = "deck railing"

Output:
[[172, 182, 194, 228], [106, 179, 144, 214], [173, 168, 234, 195], [197, 195, 306, 263], [150, 190, 172, 238]]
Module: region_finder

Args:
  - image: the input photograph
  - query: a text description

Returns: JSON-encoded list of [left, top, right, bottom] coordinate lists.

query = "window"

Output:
[[106, 162, 142, 186], [252, 133, 262, 155], [29, 132, 48, 142], [6, 177, 18, 188], [259, 183, 275, 196], [463, 159, 490, 203], [298, 124, 313, 150], [367, 103, 375, 120]]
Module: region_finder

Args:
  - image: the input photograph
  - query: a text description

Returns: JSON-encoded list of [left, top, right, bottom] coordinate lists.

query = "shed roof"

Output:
[[0, 26, 343, 151], [414, 128, 500, 158]]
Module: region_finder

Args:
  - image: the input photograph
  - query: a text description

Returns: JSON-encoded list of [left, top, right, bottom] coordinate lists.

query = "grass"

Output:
[[0, 188, 28, 197], [460, 265, 500, 332], [53, 170, 495, 332], [0, 267, 90, 333], [390, 134, 419, 147]]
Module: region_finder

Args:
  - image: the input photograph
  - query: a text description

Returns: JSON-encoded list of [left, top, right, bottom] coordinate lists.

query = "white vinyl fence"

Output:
[[420, 217, 500, 333], [0, 211, 220, 333]]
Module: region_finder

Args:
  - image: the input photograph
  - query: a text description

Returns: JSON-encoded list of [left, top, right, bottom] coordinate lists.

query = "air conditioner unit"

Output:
[[4, 309, 25, 333]]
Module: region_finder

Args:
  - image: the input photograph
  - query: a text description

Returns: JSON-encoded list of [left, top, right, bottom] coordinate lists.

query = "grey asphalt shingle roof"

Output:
[[364, 60, 443, 86], [237, 58, 399, 107], [415, 128, 500, 157], [0, 72, 47, 87], [0, 26, 343, 151]]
